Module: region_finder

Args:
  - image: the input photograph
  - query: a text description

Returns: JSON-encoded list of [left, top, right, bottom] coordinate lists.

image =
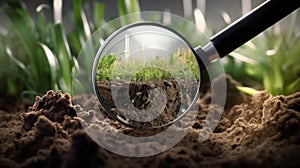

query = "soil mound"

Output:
[[1, 83, 300, 167]]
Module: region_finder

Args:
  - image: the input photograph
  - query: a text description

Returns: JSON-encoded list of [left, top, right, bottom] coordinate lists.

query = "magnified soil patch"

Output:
[[1, 77, 300, 167], [97, 79, 198, 128]]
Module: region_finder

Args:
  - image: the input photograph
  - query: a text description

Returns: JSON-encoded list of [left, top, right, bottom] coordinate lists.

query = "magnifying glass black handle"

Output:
[[210, 0, 300, 58]]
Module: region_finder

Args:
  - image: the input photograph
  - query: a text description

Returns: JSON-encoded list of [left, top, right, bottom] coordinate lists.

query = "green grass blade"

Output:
[[128, 0, 141, 23], [118, 0, 128, 25], [263, 71, 273, 95], [285, 78, 300, 95], [36, 4, 49, 43], [5, 1, 39, 86], [128, 0, 141, 13], [39, 43, 59, 88], [69, 32, 82, 54], [273, 63, 283, 94], [5, 47, 26, 71], [51, 23, 73, 93], [5, 1, 36, 58], [73, 0, 91, 38], [94, 2, 105, 28]]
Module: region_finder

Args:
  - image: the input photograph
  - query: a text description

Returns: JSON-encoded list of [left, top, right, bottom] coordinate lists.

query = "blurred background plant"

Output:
[[0, 0, 136, 103], [223, 1, 300, 96], [230, 12, 300, 95], [0, 0, 82, 103]]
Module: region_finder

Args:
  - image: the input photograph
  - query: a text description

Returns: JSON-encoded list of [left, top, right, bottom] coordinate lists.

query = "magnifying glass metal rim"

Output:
[[92, 21, 205, 129]]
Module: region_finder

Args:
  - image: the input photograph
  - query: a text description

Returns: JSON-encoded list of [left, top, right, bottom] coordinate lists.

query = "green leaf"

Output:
[[5, 1, 36, 58], [127, 0, 141, 23], [36, 4, 49, 43], [73, 0, 91, 38], [94, 2, 105, 28], [273, 63, 283, 94], [38, 43, 59, 88], [69, 32, 80, 54], [51, 23, 73, 93], [129, 0, 141, 13], [285, 78, 300, 95], [118, 0, 128, 25], [5, 47, 26, 71]]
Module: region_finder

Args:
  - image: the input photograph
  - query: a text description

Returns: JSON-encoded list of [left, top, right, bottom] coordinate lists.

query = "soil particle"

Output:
[[1, 79, 300, 167]]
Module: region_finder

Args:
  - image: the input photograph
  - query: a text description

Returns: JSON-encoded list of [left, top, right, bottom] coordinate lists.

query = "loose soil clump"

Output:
[[1, 77, 300, 167]]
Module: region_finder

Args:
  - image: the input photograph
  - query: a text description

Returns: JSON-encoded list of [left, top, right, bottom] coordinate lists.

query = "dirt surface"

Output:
[[1, 77, 300, 167]]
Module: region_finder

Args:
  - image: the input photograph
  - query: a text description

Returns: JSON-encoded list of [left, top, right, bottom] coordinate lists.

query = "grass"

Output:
[[0, 1, 77, 102], [0, 0, 107, 102], [96, 48, 200, 81], [0, 0, 140, 103]]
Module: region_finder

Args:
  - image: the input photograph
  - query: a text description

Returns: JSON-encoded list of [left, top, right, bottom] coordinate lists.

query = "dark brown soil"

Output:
[[1, 77, 300, 167], [96, 79, 198, 128]]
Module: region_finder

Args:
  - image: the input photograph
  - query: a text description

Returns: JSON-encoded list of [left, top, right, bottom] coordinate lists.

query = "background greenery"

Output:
[[0, 0, 106, 103], [0, 0, 299, 104], [225, 11, 300, 95]]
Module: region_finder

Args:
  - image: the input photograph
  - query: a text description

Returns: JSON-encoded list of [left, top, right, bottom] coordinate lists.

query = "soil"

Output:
[[1, 76, 300, 167], [96, 79, 198, 128]]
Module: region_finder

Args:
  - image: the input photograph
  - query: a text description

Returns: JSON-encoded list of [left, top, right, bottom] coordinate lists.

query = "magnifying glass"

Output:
[[93, 0, 299, 129]]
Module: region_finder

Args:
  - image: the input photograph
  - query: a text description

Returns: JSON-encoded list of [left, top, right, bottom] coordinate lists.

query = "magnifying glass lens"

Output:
[[94, 23, 201, 128]]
